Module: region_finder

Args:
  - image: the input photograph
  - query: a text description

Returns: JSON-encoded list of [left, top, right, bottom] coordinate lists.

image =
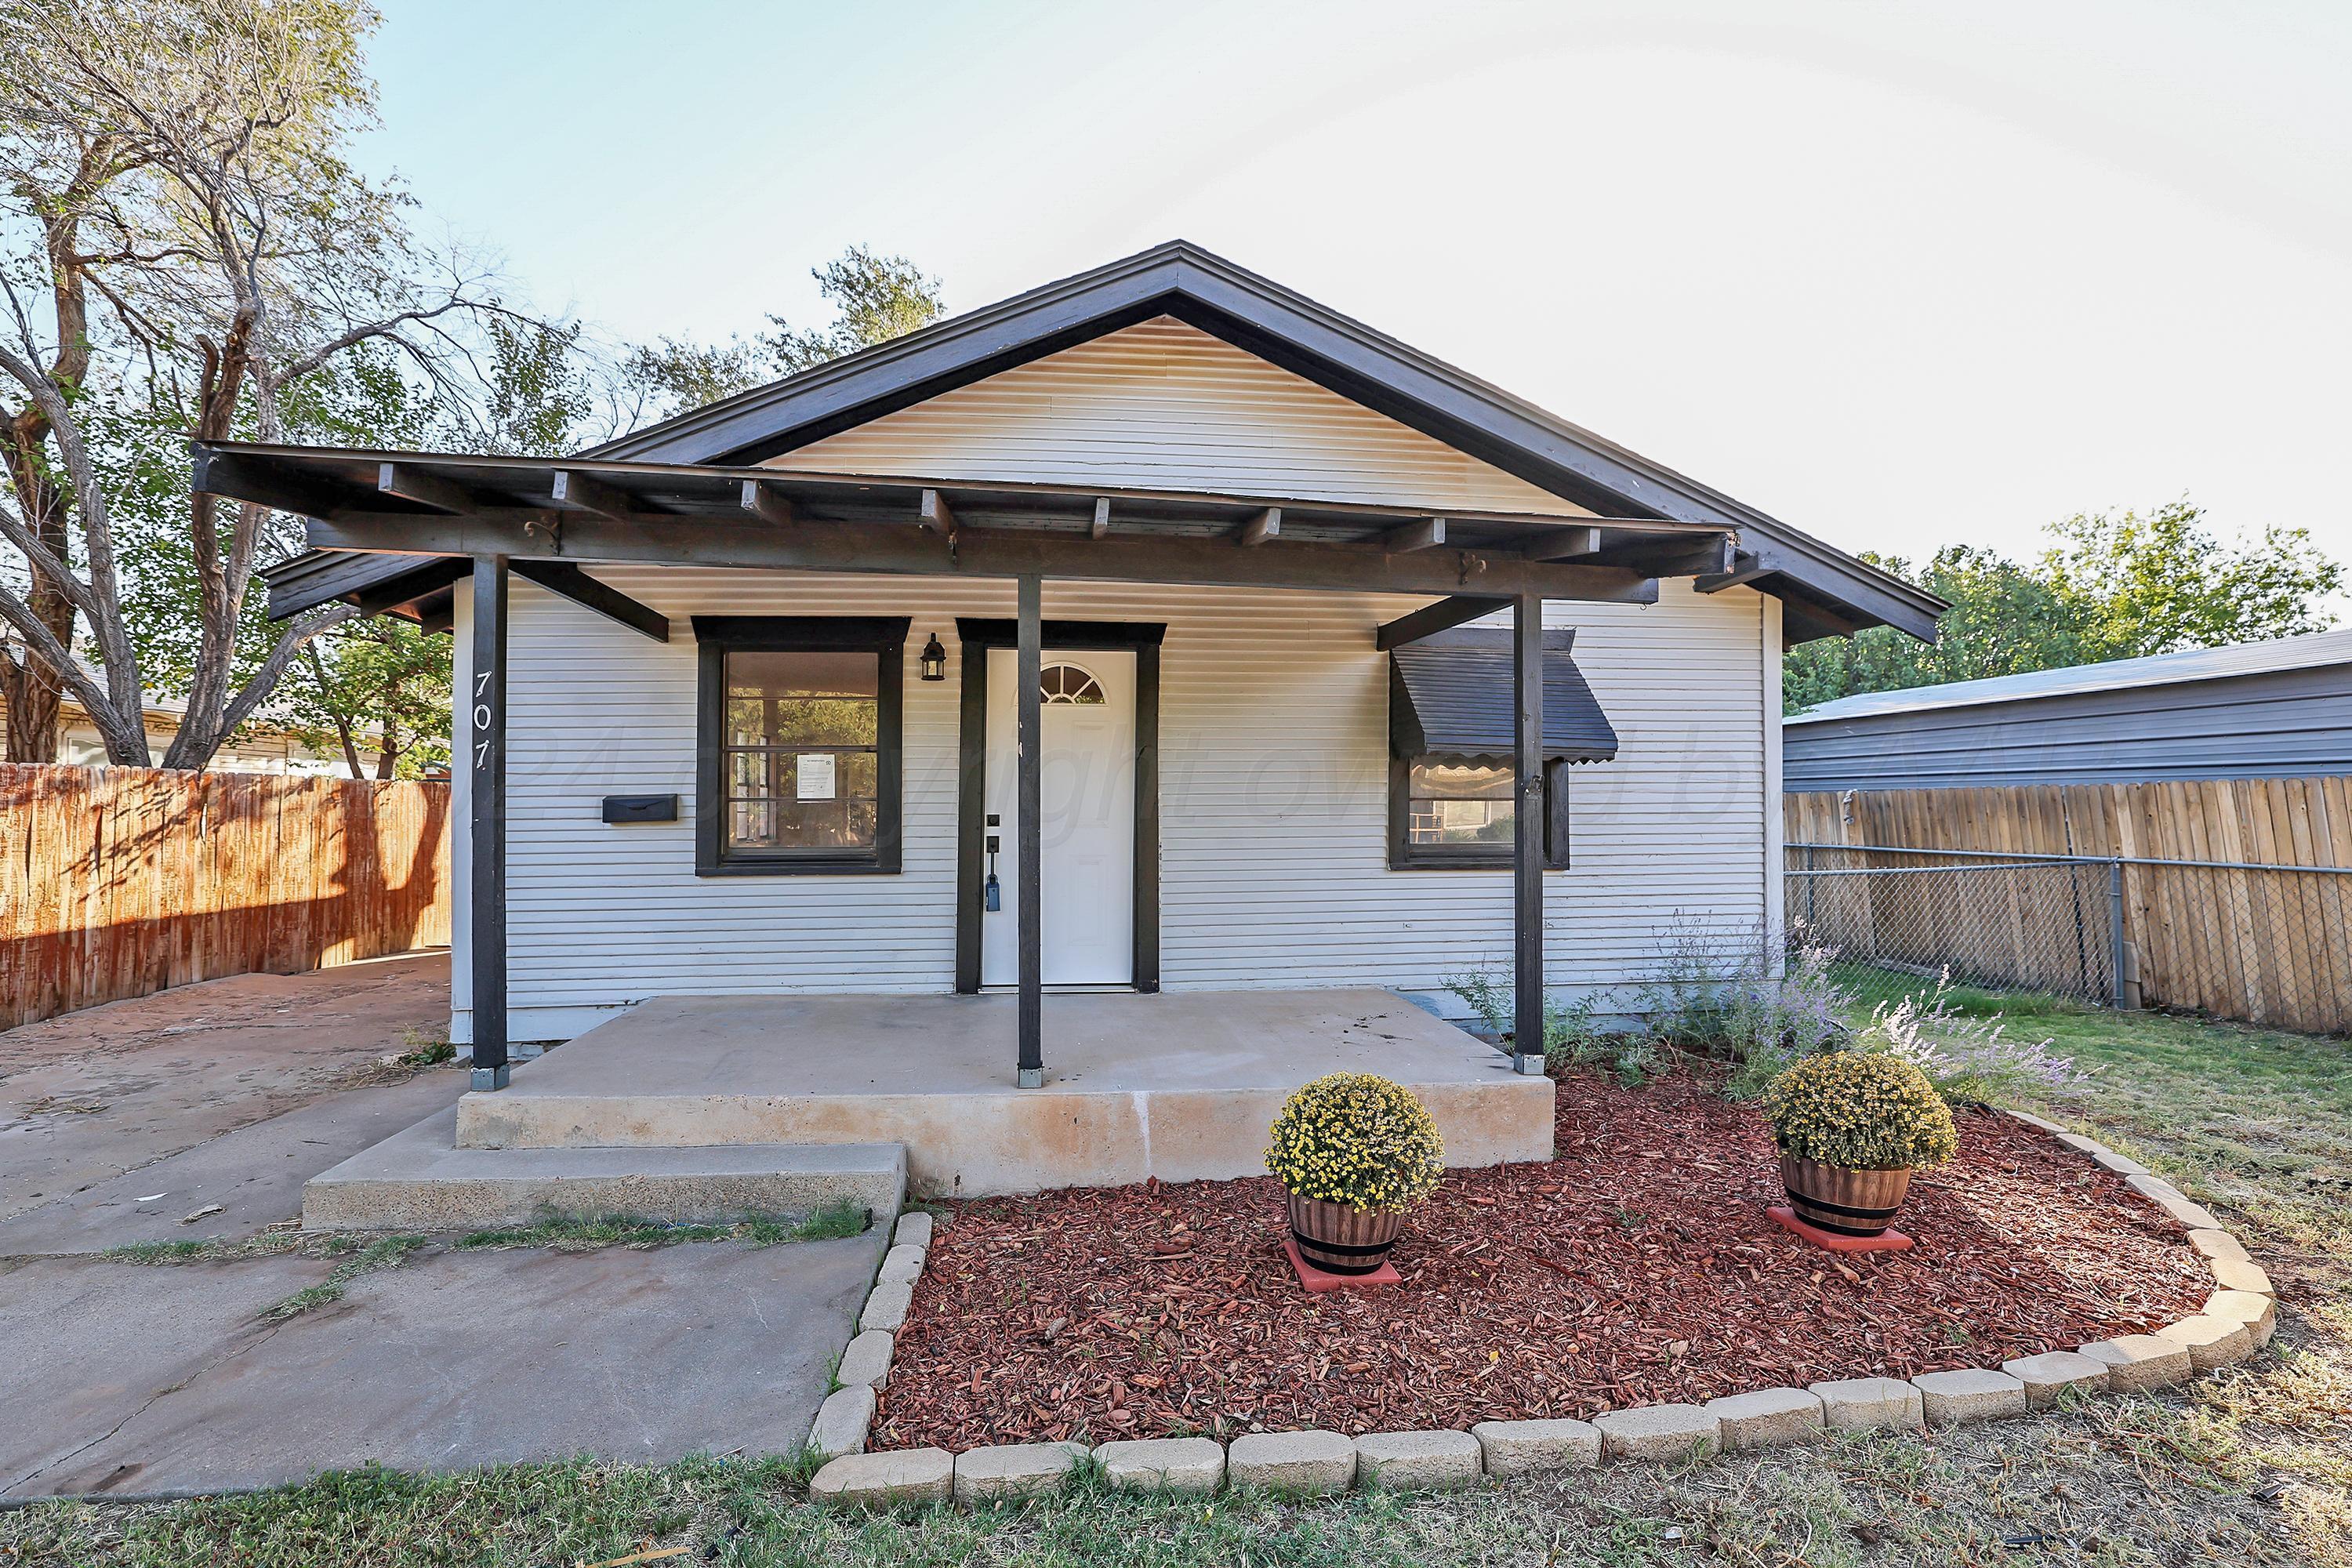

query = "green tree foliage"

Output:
[[285, 617, 451, 778], [1786, 501, 2343, 712], [617, 246, 946, 425]]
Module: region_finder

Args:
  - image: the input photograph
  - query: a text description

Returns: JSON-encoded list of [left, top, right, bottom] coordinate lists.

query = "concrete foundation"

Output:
[[300, 1107, 906, 1231], [449, 989, 1554, 1197]]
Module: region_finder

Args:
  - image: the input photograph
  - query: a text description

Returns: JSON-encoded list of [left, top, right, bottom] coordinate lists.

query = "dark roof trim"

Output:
[[1390, 628, 1619, 764], [590, 240, 1939, 644], [262, 548, 463, 625]]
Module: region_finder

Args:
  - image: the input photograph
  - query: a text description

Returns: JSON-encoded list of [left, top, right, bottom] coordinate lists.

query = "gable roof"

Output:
[[592, 240, 1938, 644]]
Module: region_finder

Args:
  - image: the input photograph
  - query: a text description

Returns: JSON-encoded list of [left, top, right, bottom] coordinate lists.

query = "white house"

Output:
[[206, 243, 1940, 1203]]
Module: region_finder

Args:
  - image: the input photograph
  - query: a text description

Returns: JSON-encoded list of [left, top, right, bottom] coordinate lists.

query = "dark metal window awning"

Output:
[[1388, 628, 1619, 764]]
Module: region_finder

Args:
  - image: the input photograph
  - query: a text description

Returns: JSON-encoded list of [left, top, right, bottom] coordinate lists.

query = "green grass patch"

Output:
[[453, 1203, 871, 1254], [256, 1235, 426, 1323], [97, 1232, 306, 1266], [388, 1026, 457, 1069], [1825, 959, 2095, 1019]]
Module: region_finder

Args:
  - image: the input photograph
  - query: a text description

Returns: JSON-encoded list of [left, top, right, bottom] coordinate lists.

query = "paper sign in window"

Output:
[[797, 753, 837, 800]]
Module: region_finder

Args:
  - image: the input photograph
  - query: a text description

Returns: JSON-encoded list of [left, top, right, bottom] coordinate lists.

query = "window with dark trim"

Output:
[[1386, 754, 1572, 871], [693, 616, 907, 876]]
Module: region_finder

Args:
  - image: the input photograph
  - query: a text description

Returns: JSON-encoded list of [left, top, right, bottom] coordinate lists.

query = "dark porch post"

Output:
[[1512, 590, 1544, 1075], [1015, 575, 1044, 1087], [469, 554, 510, 1090]]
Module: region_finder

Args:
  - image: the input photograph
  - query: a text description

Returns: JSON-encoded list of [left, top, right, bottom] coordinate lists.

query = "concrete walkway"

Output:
[[1, 1232, 881, 1499], [0, 951, 456, 1225], [0, 956, 887, 1499]]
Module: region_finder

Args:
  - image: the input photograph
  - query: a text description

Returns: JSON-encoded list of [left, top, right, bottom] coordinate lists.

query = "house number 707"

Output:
[[473, 668, 495, 770]]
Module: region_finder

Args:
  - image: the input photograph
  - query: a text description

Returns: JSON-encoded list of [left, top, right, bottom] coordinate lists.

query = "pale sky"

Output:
[[356, 0, 2352, 583]]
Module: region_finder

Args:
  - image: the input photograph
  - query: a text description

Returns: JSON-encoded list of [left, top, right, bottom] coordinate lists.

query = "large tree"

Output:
[[1786, 501, 2343, 712], [0, 0, 520, 767]]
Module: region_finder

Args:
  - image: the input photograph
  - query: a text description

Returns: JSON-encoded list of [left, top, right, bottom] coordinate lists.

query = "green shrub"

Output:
[[1761, 1051, 1958, 1171], [1441, 970, 1657, 1083], [1263, 1073, 1444, 1214]]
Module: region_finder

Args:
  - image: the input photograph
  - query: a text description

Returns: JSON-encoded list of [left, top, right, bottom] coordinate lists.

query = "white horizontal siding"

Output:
[[499, 572, 1768, 1032], [762, 318, 1592, 517]]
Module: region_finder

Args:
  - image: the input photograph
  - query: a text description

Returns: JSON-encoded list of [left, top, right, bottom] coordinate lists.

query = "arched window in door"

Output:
[[1040, 664, 1106, 705]]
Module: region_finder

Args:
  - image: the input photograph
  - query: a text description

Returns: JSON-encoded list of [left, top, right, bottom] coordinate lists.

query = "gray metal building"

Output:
[[1784, 628, 2352, 791]]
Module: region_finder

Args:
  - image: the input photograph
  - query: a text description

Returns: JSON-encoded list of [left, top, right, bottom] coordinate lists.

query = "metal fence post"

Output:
[[2109, 857, 2127, 1010]]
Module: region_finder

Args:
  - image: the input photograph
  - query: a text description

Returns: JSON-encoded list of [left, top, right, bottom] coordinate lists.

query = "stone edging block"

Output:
[[1592, 1404, 1719, 1461], [953, 1441, 1089, 1504], [1229, 1429, 1356, 1494], [1809, 1377, 1924, 1431], [809, 1384, 877, 1459], [1354, 1429, 1483, 1490], [1097, 1436, 1227, 1494], [1999, 1351, 2110, 1409], [811, 1447, 953, 1506], [1703, 1388, 1824, 1451], [1912, 1368, 2027, 1425], [1471, 1417, 1602, 1475]]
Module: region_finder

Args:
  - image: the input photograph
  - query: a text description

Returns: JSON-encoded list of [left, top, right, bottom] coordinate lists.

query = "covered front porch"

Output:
[[452, 988, 1555, 1197]]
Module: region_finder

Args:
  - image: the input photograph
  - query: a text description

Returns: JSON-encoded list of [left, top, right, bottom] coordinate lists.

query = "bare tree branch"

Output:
[[180, 601, 354, 766]]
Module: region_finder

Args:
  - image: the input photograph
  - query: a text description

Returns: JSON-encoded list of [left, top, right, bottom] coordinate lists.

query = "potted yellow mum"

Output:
[[1762, 1051, 1958, 1238], [1264, 1073, 1444, 1274]]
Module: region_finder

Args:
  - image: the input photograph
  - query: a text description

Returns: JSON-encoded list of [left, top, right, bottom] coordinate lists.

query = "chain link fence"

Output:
[[1787, 844, 2352, 1034]]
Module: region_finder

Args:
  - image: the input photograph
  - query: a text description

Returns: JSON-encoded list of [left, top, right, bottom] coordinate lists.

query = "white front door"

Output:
[[982, 648, 1136, 988]]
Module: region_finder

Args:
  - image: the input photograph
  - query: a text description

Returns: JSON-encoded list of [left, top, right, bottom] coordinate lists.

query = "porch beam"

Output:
[[189, 446, 359, 519], [1585, 535, 1737, 577], [1236, 507, 1280, 546], [1016, 574, 1044, 1089], [920, 488, 956, 535], [1374, 594, 1506, 650], [511, 560, 670, 642], [1695, 552, 1774, 593], [1512, 590, 1544, 1077], [468, 554, 511, 1091], [307, 512, 1662, 606], [739, 478, 795, 526], [1384, 516, 1445, 553], [550, 469, 636, 519], [377, 462, 481, 515], [1523, 524, 1602, 562]]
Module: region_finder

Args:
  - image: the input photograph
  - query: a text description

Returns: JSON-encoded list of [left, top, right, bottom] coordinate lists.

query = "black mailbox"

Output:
[[601, 793, 679, 825]]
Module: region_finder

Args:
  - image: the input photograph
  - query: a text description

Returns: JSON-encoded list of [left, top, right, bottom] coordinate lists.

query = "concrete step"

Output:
[[302, 1108, 906, 1232]]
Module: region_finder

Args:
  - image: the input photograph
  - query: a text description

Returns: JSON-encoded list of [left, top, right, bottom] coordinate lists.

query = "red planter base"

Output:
[[1281, 1234, 1403, 1293], [1769, 1204, 1915, 1254]]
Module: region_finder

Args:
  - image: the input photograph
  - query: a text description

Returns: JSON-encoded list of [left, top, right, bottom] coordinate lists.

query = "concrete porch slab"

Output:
[[456, 989, 1554, 1198], [301, 1107, 906, 1232]]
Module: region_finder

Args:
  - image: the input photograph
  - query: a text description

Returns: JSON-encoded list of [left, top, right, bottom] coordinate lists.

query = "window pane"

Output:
[[726, 651, 879, 746], [1407, 759, 1515, 845], [724, 746, 880, 852]]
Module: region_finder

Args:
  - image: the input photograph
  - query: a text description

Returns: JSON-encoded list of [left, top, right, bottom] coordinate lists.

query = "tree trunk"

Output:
[[2, 648, 66, 761], [2, 368, 84, 765]]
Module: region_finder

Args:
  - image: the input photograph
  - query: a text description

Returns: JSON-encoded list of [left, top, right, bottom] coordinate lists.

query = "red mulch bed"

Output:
[[873, 1071, 2211, 1450]]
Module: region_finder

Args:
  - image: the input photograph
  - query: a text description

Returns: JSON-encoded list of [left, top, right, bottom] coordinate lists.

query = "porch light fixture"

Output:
[[919, 633, 947, 681]]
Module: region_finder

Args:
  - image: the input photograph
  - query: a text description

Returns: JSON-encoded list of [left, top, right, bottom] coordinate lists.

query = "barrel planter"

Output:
[[1780, 1154, 1914, 1238], [1287, 1192, 1403, 1275]]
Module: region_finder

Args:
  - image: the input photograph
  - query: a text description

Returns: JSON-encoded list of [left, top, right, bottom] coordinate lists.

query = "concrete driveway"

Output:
[[0, 956, 888, 1500]]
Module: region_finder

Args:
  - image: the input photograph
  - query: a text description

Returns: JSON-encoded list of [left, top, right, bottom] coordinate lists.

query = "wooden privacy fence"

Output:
[[0, 764, 451, 1031], [1785, 777, 2352, 1036]]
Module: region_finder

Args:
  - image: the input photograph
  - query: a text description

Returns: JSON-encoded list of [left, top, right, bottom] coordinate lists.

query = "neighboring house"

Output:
[[0, 683, 353, 775], [1784, 628, 2352, 792], [201, 242, 1939, 1194]]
